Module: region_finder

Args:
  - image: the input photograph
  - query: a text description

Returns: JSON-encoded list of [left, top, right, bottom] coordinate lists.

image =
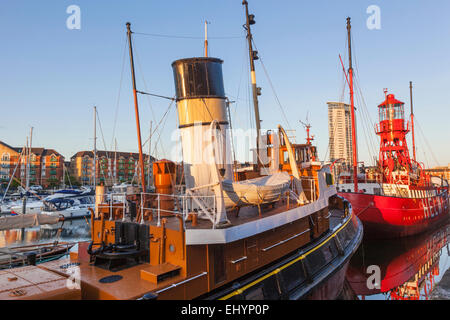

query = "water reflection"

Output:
[[0, 218, 91, 248], [346, 222, 450, 300]]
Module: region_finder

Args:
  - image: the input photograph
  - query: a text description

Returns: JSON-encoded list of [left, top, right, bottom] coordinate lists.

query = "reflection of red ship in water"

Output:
[[346, 223, 449, 300]]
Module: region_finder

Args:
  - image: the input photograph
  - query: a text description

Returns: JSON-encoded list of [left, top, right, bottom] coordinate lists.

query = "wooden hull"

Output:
[[338, 191, 449, 239], [210, 213, 363, 300]]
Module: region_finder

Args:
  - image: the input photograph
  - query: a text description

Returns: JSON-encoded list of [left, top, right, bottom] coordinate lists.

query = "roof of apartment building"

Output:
[[1, 140, 63, 159], [71, 150, 155, 161], [15, 147, 63, 158]]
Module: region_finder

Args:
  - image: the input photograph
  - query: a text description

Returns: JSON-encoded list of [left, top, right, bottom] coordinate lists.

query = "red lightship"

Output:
[[336, 19, 449, 239]]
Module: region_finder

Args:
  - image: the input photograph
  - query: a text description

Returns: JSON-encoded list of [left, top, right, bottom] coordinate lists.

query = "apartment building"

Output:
[[327, 102, 355, 167], [70, 150, 154, 186], [0, 140, 64, 188]]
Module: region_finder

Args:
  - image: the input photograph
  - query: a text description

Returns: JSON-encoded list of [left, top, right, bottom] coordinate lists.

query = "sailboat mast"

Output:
[[93, 106, 97, 188], [243, 0, 262, 168], [114, 138, 117, 185], [409, 81, 416, 162], [26, 127, 33, 191], [23, 136, 28, 189], [21, 136, 29, 214], [347, 17, 358, 193], [126, 22, 146, 192], [147, 121, 152, 190]]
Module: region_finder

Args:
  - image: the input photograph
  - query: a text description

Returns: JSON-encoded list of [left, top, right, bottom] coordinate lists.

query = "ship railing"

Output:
[[183, 189, 218, 226], [96, 191, 219, 227], [137, 192, 218, 227], [290, 176, 317, 203], [96, 192, 127, 221]]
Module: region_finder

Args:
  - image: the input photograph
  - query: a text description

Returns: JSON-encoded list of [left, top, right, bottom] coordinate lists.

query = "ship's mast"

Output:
[[126, 22, 146, 193], [242, 0, 262, 168], [204, 20, 209, 57], [347, 17, 358, 193], [410, 81, 416, 162], [299, 120, 314, 146]]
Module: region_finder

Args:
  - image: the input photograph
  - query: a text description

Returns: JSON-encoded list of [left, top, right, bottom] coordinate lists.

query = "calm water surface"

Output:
[[1, 216, 449, 300], [345, 221, 450, 300], [0, 218, 91, 249]]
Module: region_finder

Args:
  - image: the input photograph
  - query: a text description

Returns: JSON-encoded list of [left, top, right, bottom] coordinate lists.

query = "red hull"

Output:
[[338, 191, 449, 239]]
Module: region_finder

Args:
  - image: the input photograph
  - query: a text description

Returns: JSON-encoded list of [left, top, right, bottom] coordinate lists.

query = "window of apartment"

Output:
[[1, 153, 10, 162]]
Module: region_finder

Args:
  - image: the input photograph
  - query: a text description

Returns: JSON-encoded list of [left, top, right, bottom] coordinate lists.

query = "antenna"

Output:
[[204, 20, 210, 57], [299, 115, 314, 145]]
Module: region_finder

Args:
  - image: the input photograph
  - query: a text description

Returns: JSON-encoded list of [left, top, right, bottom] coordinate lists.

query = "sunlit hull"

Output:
[[338, 191, 449, 239]]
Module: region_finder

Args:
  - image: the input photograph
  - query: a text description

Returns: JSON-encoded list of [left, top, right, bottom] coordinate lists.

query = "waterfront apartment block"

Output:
[[69, 150, 154, 186], [0, 140, 64, 188], [327, 102, 354, 167], [424, 164, 450, 181]]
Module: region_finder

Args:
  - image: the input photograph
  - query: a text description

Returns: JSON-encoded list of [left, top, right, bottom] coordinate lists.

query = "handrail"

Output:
[[261, 229, 310, 252], [155, 271, 208, 294]]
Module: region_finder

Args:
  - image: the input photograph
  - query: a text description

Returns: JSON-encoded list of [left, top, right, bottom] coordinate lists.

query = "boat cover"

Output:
[[222, 172, 291, 208], [0, 214, 60, 231]]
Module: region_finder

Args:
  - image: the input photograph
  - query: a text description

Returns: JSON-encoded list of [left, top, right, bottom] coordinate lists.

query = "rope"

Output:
[[415, 118, 440, 167], [133, 31, 244, 40], [94, 108, 111, 183], [1, 149, 25, 203], [352, 35, 378, 164], [133, 39, 159, 151], [251, 39, 292, 130], [110, 36, 128, 151]]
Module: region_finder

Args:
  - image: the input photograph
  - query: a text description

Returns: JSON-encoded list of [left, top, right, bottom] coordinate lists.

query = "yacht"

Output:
[[40, 188, 95, 219]]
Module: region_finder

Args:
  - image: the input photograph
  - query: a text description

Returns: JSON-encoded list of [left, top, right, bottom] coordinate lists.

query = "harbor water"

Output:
[[1, 216, 449, 300], [344, 220, 450, 300], [0, 218, 90, 251]]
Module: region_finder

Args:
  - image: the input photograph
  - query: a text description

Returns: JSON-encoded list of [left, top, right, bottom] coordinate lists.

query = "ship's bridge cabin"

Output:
[[260, 129, 318, 171], [259, 129, 321, 202]]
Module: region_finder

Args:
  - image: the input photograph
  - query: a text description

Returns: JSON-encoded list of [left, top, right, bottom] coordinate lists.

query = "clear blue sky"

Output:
[[1, 0, 449, 167]]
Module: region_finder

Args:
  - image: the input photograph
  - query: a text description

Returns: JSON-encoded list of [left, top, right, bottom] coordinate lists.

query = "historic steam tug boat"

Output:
[[2, 2, 362, 300], [336, 19, 449, 239]]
